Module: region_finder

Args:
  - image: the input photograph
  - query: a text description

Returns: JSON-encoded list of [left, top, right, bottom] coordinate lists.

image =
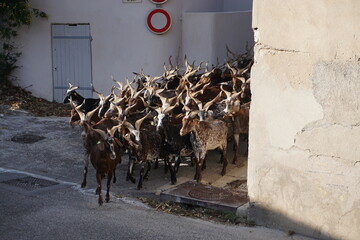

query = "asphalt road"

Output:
[[0, 106, 315, 240]]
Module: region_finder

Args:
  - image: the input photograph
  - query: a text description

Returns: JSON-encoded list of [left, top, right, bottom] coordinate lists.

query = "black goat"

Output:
[[64, 82, 100, 113]]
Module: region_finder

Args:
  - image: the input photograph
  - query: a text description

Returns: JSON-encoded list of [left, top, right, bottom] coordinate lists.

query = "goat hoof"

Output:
[[81, 183, 86, 188], [154, 162, 159, 169], [98, 198, 103, 206], [105, 197, 110, 203], [221, 170, 226, 176]]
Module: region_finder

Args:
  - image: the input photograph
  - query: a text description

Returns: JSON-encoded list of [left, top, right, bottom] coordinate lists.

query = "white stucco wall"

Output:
[[15, 0, 252, 101], [249, 1, 360, 239], [182, 11, 253, 67]]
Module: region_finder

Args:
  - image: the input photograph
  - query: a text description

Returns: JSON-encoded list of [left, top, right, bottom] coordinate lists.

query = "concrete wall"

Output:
[[182, 11, 253, 67], [224, 0, 253, 11], [14, 0, 252, 101], [249, 0, 360, 239]]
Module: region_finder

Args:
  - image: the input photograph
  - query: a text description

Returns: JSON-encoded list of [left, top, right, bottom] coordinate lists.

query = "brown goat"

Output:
[[179, 111, 228, 182], [222, 86, 250, 164], [90, 128, 122, 205], [72, 100, 122, 205]]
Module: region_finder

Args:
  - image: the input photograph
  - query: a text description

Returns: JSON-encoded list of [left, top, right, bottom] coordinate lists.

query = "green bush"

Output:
[[0, 0, 47, 86]]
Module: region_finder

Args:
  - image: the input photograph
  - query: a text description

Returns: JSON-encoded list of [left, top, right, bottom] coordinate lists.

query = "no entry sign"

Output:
[[146, 9, 171, 34], [150, 0, 168, 4]]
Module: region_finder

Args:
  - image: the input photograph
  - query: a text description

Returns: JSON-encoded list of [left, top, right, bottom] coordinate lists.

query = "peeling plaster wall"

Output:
[[249, 1, 360, 239]]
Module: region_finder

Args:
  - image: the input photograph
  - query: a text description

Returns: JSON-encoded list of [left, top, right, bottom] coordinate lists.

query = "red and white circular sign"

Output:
[[150, 0, 168, 4], [146, 9, 171, 34]]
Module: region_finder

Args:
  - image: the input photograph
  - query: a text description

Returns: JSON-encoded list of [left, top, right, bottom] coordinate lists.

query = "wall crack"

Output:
[[257, 43, 308, 54]]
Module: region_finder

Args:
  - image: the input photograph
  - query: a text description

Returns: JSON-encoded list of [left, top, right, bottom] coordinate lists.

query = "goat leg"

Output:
[[81, 156, 90, 188], [202, 156, 207, 170], [153, 158, 159, 169], [143, 161, 151, 180], [137, 165, 145, 190], [81, 166, 88, 188], [194, 157, 205, 182], [232, 134, 240, 164], [174, 156, 181, 173], [126, 157, 136, 184], [243, 134, 249, 157], [105, 171, 112, 203], [96, 172, 103, 206], [113, 169, 117, 183], [220, 146, 228, 176], [167, 156, 177, 184], [164, 157, 169, 174], [194, 152, 206, 182]]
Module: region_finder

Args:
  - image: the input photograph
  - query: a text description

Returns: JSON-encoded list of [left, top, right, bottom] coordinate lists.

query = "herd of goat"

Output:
[[64, 50, 252, 205]]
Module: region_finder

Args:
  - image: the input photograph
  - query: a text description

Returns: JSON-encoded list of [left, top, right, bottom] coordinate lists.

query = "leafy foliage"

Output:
[[0, 0, 47, 86]]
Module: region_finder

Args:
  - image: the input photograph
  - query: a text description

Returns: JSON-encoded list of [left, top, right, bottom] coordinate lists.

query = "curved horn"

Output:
[[203, 91, 223, 112], [220, 85, 231, 99], [112, 75, 123, 91], [67, 82, 79, 93], [231, 89, 243, 100], [85, 105, 100, 122], [92, 128, 108, 140], [72, 99, 86, 121], [226, 62, 238, 76], [134, 111, 152, 130], [92, 84, 105, 103], [123, 121, 136, 132]]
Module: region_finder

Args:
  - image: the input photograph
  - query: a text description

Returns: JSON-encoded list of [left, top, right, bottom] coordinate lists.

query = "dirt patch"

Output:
[[0, 84, 71, 117]]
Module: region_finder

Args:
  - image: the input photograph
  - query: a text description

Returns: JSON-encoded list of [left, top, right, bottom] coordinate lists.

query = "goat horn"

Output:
[[85, 105, 100, 122], [220, 85, 231, 99], [123, 121, 135, 131], [203, 91, 223, 112], [154, 107, 162, 115], [92, 85, 104, 102], [168, 56, 173, 70], [93, 128, 108, 140], [231, 90, 243, 100], [138, 96, 149, 108], [72, 99, 86, 121], [226, 62, 238, 76], [155, 88, 165, 97], [135, 111, 151, 131], [112, 76, 123, 91], [163, 104, 177, 114], [239, 61, 253, 75], [109, 125, 120, 138], [226, 44, 237, 59], [188, 110, 199, 119], [183, 104, 191, 113], [67, 82, 79, 93], [241, 101, 251, 109]]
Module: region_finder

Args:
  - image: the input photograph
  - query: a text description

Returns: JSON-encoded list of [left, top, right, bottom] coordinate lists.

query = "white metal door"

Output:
[[52, 24, 93, 102]]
